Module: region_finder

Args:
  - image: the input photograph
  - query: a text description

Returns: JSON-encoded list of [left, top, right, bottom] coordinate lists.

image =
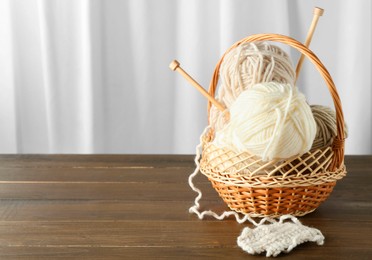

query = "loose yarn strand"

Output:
[[188, 127, 273, 226]]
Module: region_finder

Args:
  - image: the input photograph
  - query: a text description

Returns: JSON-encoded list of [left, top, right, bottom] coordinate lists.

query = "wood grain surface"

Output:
[[0, 155, 371, 259]]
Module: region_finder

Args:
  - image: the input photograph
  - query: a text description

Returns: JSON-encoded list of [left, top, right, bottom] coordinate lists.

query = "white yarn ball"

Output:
[[213, 82, 316, 161]]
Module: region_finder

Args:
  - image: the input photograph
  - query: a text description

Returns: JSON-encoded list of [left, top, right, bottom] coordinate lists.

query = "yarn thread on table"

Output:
[[213, 82, 317, 161]]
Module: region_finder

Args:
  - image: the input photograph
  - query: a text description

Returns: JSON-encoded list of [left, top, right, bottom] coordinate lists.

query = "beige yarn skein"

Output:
[[210, 42, 296, 131], [311, 105, 348, 150]]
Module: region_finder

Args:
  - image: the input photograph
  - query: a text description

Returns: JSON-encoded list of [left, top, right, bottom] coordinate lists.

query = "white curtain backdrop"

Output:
[[0, 0, 371, 154]]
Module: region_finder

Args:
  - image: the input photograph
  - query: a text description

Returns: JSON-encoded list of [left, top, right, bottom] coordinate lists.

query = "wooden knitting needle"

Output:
[[295, 7, 324, 83], [169, 60, 226, 113]]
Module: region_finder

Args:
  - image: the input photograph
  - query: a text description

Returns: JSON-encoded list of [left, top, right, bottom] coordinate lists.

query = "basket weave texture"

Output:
[[200, 34, 346, 217]]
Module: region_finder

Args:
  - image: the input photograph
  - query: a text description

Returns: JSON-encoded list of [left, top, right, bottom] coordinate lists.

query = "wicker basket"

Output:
[[200, 34, 346, 218]]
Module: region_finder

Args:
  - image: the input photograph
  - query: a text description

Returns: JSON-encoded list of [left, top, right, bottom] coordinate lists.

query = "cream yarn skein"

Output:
[[213, 82, 316, 161], [210, 42, 296, 131]]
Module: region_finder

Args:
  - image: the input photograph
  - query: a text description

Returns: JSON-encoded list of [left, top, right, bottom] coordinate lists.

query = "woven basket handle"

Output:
[[208, 33, 345, 169]]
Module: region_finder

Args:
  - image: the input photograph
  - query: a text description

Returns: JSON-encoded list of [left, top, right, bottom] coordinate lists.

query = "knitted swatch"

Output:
[[237, 215, 324, 257]]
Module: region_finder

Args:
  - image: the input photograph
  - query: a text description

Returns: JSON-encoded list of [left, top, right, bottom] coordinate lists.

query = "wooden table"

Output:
[[0, 155, 371, 259]]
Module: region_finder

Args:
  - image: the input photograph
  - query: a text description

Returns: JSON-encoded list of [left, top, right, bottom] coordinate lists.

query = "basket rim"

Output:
[[200, 163, 346, 189], [200, 130, 346, 189]]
